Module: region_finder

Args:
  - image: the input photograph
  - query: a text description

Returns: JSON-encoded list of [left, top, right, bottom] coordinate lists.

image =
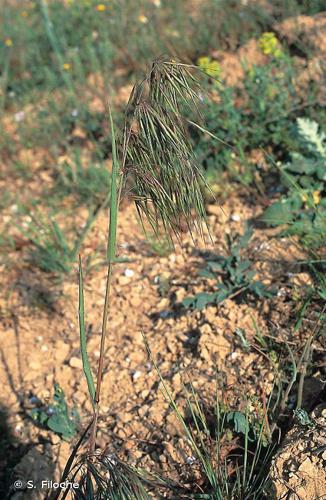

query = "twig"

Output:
[[270, 344, 297, 435], [296, 304, 326, 410]]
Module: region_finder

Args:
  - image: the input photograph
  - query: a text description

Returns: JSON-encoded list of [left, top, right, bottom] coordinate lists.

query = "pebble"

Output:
[[54, 340, 70, 363], [129, 295, 143, 307], [124, 268, 134, 278], [30, 361, 41, 371], [69, 356, 83, 369], [132, 370, 142, 380], [231, 213, 241, 221]]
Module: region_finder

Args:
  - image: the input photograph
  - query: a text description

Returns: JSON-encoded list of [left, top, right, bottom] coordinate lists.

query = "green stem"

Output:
[[88, 107, 121, 455]]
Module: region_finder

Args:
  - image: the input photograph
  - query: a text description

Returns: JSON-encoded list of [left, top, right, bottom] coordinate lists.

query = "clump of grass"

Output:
[[54, 153, 111, 207], [145, 338, 276, 500], [56, 58, 209, 498], [19, 207, 100, 276]]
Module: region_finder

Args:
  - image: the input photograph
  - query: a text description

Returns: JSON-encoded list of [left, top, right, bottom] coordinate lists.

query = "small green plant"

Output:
[[147, 233, 172, 257], [261, 117, 326, 247], [54, 153, 111, 207], [147, 347, 276, 500], [29, 384, 80, 441], [293, 408, 315, 428], [191, 52, 324, 188], [20, 207, 100, 275], [182, 226, 274, 310]]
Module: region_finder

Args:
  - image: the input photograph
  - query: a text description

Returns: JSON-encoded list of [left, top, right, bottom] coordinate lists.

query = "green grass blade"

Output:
[[78, 256, 96, 407], [107, 105, 119, 262]]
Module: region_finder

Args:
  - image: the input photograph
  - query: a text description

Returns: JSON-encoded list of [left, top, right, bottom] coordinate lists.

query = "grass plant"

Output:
[[144, 334, 277, 499], [19, 205, 104, 276], [55, 58, 209, 497]]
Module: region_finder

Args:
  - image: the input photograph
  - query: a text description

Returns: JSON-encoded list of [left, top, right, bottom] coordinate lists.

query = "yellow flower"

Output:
[[96, 3, 106, 11], [301, 191, 321, 206], [313, 190, 320, 205], [21, 10, 28, 17], [5, 38, 13, 47], [63, 63, 71, 70], [138, 14, 148, 23], [197, 56, 210, 68], [259, 32, 283, 58], [197, 56, 221, 78], [206, 61, 220, 78]]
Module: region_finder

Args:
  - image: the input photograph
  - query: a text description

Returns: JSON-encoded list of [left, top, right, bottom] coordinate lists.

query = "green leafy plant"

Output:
[[226, 407, 270, 447], [29, 384, 80, 441], [191, 56, 305, 185], [293, 408, 315, 429], [261, 117, 326, 247], [191, 49, 325, 190], [183, 226, 274, 310]]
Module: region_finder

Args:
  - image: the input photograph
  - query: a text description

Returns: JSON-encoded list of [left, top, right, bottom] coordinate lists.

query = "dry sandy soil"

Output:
[[1, 192, 325, 499]]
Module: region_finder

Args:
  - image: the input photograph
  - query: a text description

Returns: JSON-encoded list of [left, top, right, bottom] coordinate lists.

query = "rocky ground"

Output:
[[0, 192, 325, 498]]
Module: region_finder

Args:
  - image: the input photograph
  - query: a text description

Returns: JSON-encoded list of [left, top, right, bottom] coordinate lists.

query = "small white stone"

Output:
[[231, 213, 241, 222], [124, 268, 134, 278], [132, 370, 142, 380]]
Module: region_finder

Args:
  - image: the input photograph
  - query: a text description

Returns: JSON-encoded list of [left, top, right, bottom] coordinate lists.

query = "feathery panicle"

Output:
[[124, 58, 207, 241]]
